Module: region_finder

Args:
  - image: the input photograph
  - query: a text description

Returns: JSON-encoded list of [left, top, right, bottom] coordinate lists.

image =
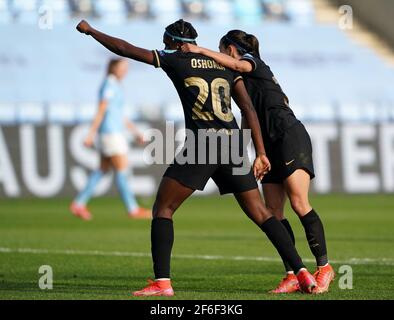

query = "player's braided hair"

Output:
[[164, 19, 198, 44], [220, 30, 261, 58]]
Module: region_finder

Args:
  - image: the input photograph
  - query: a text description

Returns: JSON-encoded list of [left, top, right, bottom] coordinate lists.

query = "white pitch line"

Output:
[[0, 247, 393, 266]]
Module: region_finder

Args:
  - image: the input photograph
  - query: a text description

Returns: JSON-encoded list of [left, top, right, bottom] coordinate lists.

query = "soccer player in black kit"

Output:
[[76, 19, 317, 296], [182, 30, 335, 294]]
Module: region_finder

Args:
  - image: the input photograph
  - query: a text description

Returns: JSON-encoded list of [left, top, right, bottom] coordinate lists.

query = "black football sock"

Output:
[[281, 219, 296, 273], [300, 209, 328, 267], [151, 217, 174, 279], [260, 217, 305, 274]]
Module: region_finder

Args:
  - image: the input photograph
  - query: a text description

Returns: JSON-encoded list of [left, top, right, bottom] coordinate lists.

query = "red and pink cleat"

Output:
[[297, 269, 317, 293], [133, 279, 174, 297], [270, 273, 300, 294], [69, 202, 92, 221], [312, 264, 335, 294]]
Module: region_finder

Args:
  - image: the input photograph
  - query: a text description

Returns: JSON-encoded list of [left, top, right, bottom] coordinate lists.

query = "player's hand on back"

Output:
[[253, 154, 271, 181], [181, 43, 201, 54], [76, 20, 92, 35]]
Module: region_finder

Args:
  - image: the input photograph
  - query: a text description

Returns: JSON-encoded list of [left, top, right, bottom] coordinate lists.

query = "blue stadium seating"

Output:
[[233, 0, 263, 25], [0, 0, 309, 24], [1, 1, 394, 124], [94, 0, 127, 24]]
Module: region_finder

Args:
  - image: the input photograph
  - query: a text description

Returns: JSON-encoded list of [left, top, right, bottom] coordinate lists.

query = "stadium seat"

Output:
[[1, 1, 394, 125], [94, 0, 127, 24], [39, 0, 70, 24], [181, 0, 209, 20], [47, 103, 76, 124], [205, 0, 233, 24], [261, 0, 290, 22], [151, 0, 182, 23], [124, 103, 140, 121], [17, 103, 46, 124], [286, 0, 315, 25], [234, 0, 262, 24], [69, 0, 97, 18], [138, 103, 164, 121], [308, 102, 337, 122], [0, 0, 12, 24], [0, 0, 314, 25], [9, 0, 38, 24], [0, 103, 17, 124], [338, 102, 378, 123], [76, 103, 96, 123], [124, 0, 153, 20]]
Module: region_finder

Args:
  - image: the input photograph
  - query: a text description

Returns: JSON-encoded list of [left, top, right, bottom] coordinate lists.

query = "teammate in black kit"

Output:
[[182, 30, 335, 294], [76, 19, 317, 296]]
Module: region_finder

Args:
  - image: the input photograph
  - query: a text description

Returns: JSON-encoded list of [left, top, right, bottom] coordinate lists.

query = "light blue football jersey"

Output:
[[98, 75, 125, 134]]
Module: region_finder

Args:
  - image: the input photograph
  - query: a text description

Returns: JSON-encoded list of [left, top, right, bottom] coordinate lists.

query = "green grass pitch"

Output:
[[0, 194, 393, 300]]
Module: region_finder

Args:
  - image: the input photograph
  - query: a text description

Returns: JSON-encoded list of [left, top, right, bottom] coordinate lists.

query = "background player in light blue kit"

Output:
[[70, 58, 151, 220]]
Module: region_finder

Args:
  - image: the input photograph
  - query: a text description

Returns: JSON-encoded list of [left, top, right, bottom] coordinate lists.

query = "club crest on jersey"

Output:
[[158, 50, 176, 56]]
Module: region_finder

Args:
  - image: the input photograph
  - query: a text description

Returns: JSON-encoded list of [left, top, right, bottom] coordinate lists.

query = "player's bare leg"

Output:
[[262, 183, 300, 293], [234, 188, 316, 293], [234, 188, 271, 225], [284, 169, 335, 293], [263, 183, 287, 221], [284, 169, 312, 218], [133, 177, 195, 297], [110, 154, 128, 170]]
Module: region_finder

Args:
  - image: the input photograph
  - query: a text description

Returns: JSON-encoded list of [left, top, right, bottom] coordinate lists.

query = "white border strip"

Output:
[[1, 247, 393, 266]]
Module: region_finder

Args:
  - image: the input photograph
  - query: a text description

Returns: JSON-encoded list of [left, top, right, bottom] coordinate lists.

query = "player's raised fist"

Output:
[[76, 20, 91, 35]]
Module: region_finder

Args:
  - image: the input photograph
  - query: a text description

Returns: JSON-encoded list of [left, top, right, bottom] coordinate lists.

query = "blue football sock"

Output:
[[115, 170, 138, 213], [75, 170, 103, 205]]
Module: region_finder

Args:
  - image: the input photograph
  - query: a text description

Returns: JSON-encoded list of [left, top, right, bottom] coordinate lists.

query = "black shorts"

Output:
[[164, 161, 258, 195], [262, 122, 315, 184]]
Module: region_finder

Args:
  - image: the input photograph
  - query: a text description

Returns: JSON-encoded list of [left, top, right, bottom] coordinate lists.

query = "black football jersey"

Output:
[[240, 53, 299, 143], [152, 50, 243, 134]]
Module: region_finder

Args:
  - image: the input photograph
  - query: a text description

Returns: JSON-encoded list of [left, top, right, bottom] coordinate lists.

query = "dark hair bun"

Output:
[[165, 19, 198, 41], [220, 30, 261, 58], [243, 33, 259, 52]]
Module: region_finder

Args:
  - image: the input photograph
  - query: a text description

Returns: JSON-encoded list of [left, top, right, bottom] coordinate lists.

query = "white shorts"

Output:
[[98, 133, 129, 157]]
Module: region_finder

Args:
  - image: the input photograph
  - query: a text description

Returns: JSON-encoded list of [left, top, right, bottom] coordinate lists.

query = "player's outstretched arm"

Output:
[[232, 79, 271, 179], [76, 20, 154, 65], [181, 44, 252, 73]]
